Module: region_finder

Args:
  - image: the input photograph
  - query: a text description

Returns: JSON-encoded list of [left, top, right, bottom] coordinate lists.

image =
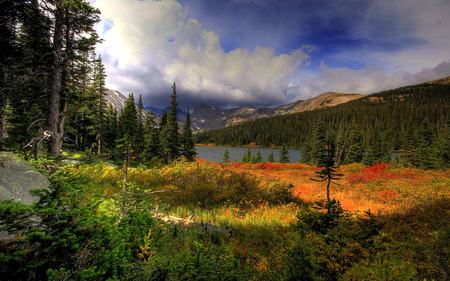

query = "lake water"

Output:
[[195, 146, 302, 163]]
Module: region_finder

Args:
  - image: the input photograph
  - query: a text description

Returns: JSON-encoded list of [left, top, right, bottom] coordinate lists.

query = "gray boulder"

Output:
[[0, 152, 50, 204]]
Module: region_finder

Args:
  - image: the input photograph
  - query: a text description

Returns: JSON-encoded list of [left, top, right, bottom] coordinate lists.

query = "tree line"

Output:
[[0, 0, 195, 163], [197, 82, 450, 169]]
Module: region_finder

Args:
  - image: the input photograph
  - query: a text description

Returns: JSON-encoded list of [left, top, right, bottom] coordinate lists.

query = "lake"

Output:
[[195, 146, 302, 163]]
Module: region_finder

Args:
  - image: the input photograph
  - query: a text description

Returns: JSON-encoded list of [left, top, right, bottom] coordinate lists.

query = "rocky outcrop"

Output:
[[0, 152, 50, 204]]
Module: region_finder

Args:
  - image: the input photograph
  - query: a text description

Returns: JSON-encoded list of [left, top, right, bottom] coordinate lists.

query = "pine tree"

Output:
[[91, 56, 106, 154], [118, 94, 138, 158], [432, 118, 450, 169], [242, 149, 252, 162], [268, 150, 275, 162], [222, 149, 230, 164], [103, 105, 118, 156], [301, 142, 312, 163], [345, 125, 363, 163], [165, 83, 180, 162], [279, 144, 290, 163], [410, 119, 434, 168], [136, 95, 145, 158], [143, 112, 159, 162], [256, 150, 263, 162], [363, 131, 389, 165], [180, 109, 196, 161], [310, 123, 327, 166], [158, 111, 170, 162], [311, 139, 342, 213], [47, 0, 100, 156]]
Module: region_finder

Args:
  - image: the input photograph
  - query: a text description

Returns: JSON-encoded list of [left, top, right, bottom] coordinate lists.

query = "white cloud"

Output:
[[293, 60, 450, 99], [94, 0, 309, 106], [95, 0, 450, 107]]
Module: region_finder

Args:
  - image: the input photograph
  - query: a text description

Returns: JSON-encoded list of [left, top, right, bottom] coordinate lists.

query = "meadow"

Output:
[[2, 156, 449, 280], [59, 158, 450, 279]]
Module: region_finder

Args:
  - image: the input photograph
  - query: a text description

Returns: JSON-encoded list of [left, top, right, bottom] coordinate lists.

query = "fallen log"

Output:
[[152, 211, 233, 239]]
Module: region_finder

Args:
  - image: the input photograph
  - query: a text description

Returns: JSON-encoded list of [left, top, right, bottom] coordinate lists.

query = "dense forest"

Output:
[[0, 0, 195, 164], [197, 81, 450, 168]]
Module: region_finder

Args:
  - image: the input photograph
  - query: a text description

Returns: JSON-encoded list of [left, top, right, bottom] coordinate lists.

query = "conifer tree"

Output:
[[410, 119, 434, 168], [118, 94, 138, 157], [136, 95, 145, 158], [158, 111, 170, 162], [301, 142, 312, 163], [181, 109, 196, 161], [223, 149, 230, 164], [311, 139, 342, 213], [103, 105, 118, 156], [47, 0, 100, 156], [268, 150, 275, 162], [251, 150, 263, 163], [143, 112, 159, 161], [166, 83, 180, 162], [346, 125, 363, 163], [310, 123, 327, 166], [279, 144, 290, 163], [91, 56, 106, 154], [432, 118, 450, 169], [256, 150, 263, 162], [363, 131, 389, 165], [242, 149, 252, 162]]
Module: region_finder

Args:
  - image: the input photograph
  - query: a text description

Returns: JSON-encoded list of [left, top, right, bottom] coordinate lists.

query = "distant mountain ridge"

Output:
[[104, 89, 363, 131], [190, 92, 363, 131]]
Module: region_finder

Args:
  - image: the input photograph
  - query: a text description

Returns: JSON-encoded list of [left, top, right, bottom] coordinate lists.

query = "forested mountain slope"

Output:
[[196, 77, 450, 166], [191, 92, 362, 131]]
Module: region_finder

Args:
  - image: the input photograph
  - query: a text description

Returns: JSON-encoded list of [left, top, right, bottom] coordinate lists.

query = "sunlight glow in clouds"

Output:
[[95, 0, 309, 106], [95, 0, 450, 107]]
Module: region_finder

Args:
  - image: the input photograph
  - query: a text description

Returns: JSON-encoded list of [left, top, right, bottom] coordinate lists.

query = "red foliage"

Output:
[[347, 162, 398, 184]]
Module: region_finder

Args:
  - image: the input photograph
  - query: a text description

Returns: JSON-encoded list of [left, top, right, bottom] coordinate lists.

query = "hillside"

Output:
[[104, 89, 128, 110], [191, 92, 362, 131], [196, 77, 450, 160]]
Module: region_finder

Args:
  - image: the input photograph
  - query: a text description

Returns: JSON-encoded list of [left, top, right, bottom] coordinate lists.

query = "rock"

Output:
[[0, 152, 50, 204]]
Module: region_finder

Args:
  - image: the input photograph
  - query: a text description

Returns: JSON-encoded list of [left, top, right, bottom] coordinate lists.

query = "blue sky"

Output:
[[94, 0, 450, 107]]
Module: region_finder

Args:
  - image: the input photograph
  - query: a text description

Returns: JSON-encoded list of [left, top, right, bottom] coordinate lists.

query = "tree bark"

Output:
[[47, 1, 64, 156]]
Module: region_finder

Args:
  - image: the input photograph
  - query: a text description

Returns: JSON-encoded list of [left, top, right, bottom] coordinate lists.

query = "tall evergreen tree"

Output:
[[136, 95, 145, 158], [363, 131, 389, 165], [279, 144, 290, 163], [268, 150, 275, 162], [143, 112, 159, 161], [432, 118, 450, 169], [310, 123, 327, 166], [47, 0, 100, 156], [243, 149, 252, 163], [311, 139, 342, 213], [165, 83, 180, 162], [181, 109, 196, 161], [91, 56, 106, 154], [346, 125, 363, 163], [118, 94, 138, 158], [222, 149, 230, 164]]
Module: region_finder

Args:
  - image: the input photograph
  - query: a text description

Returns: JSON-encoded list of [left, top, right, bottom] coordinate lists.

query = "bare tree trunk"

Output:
[[47, 1, 64, 156]]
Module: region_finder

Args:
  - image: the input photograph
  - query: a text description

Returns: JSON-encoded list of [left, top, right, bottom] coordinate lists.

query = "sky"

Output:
[[93, 0, 450, 108]]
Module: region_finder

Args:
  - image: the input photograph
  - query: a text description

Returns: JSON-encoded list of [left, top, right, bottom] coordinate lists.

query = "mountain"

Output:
[[104, 89, 362, 131], [104, 89, 128, 110], [196, 76, 450, 149], [191, 92, 362, 131]]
